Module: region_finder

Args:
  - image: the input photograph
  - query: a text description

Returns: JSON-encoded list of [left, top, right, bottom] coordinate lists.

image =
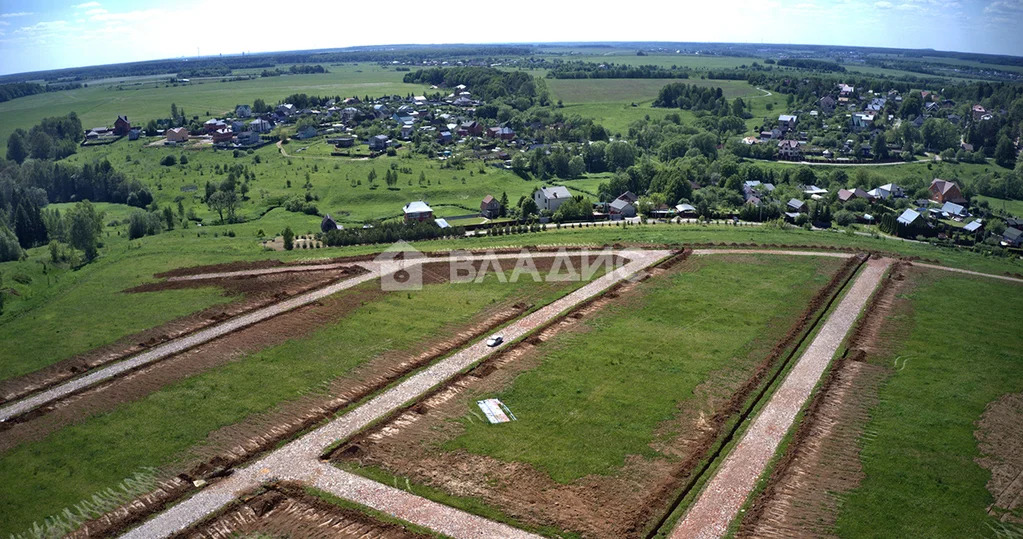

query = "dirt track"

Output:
[[670, 257, 891, 539]]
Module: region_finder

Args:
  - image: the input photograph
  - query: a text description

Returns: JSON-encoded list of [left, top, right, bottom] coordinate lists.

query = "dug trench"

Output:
[[735, 261, 913, 538], [328, 252, 865, 538], [180, 482, 433, 539], [55, 252, 629, 539], [0, 264, 368, 406]]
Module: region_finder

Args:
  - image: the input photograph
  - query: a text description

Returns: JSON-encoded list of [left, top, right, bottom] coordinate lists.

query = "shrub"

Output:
[[160, 155, 177, 166]]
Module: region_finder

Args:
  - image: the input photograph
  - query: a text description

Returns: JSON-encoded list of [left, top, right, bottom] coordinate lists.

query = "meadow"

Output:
[[0, 271, 586, 536], [835, 269, 1023, 536]]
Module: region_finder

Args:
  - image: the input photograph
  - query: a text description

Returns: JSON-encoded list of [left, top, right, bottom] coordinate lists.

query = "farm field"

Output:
[[976, 195, 1023, 217], [548, 78, 763, 104], [0, 261, 594, 536], [333, 253, 846, 537]]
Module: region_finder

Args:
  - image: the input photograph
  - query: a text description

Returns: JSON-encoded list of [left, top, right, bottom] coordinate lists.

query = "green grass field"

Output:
[[442, 254, 843, 483], [0, 272, 585, 536], [0, 64, 431, 147], [835, 269, 1023, 536], [975, 195, 1023, 217]]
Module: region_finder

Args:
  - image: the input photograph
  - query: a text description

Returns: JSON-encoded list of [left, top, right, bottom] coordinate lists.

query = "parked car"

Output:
[[486, 335, 504, 347]]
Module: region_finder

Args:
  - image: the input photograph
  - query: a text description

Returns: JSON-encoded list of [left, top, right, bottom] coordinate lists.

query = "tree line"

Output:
[[546, 61, 690, 79]]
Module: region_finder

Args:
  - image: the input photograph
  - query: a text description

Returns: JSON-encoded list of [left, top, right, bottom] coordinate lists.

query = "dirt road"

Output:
[[669, 257, 891, 539]]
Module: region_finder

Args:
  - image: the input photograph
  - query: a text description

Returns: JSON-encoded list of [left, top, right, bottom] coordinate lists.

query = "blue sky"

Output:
[[0, 0, 1021, 76]]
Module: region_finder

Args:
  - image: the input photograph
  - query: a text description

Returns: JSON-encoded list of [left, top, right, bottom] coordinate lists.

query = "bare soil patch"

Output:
[[0, 267, 366, 405], [332, 254, 855, 538], [976, 392, 1023, 524], [737, 262, 914, 538], [181, 483, 430, 539]]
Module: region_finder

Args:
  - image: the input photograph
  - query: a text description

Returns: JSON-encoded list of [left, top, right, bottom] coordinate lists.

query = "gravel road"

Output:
[[120, 249, 670, 539], [669, 257, 891, 539], [913, 262, 1023, 284], [165, 262, 354, 281]]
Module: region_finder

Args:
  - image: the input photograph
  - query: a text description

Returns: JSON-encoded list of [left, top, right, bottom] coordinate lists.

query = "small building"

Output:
[[458, 121, 483, 136], [235, 104, 252, 118], [929, 178, 966, 204], [851, 113, 875, 131], [480, 195, 501, 218], [608, 197, 636, 220], [777, 139, 802, 160], [400, 124, 414, 140], [897, 209, 921, 226], [320, 214, 343, 233], [403, 200, 434, 223], [277, 103, 297, 117], [127, 128, 141, 141], [972, 104, 987, 122], [1001, 227, 1022, 247], [434, 218, 451, 229], [236, 131, 260, 145], [166, 127, 189, 142], [963, 220, 983, 233], [113, 115, 130, 136], [294, 125, 318, 140], [676, 203, 697, 217], [438, 131, 453, 144], [369, 134, 389, 151], [534, 185, 572, 213], [334, 137, 354, 148], [940, 201, 967, 217], [787, 198, 807, 213]]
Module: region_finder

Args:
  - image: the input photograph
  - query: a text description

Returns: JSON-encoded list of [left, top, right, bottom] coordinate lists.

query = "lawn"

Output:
[[548, 78, 761, 105], [835, 270, 1023, 537], [0, 271, 586, 536], [442, 254, 842, 483]]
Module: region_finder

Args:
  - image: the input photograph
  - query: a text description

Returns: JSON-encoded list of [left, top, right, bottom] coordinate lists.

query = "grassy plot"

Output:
[[0, 273, 584, 536], [975, 195, 1023, 217], [835, 270, 1023, 537], [443, 254, 843, 483]]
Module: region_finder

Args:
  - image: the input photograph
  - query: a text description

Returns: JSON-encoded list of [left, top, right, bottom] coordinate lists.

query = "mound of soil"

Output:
[[976, 392, 1023, 523]]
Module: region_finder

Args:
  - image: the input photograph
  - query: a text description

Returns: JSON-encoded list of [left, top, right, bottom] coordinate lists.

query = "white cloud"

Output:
[[985, 0, 1023, 14], [86, 8, 107, 15], [1, 12, 33, 17], [874, 1, 893, 7], [72, 2, 101, 8], [0, 20, 9, 26]]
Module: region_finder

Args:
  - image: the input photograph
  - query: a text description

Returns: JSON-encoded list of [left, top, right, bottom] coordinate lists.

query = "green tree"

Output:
[[6, 129, 28, 164], [994, 135, 1016, 168], [282, 226, 295, 250], [206, 190, 238, 224], [29, 130, 54, 160], [921, 118, 958, 152], [163, 206, 175, 230], [499, 192, 508, 217], [67, 200, 104, 261], [604, 141, 636, 171], [0, 225, 23, 262], [872, 135, 890, 160]]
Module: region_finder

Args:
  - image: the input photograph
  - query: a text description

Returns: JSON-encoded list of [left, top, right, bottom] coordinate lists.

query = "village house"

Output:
[[787, 198, 807, 213], [778, 114, 798, 132], [400, 124, 414, 140], [972, 104, 986, 122], [851, 113, 874, 131], [480, 195, 501, 218], [249, 118, 272, 133], [212, 128, 234, 143], [236, 131, 260, 146], [777, 139, 802, 160], [166, 127, 189, 142], [838, 84, 855, 98], [320, 214, 343, 233], [333, 136, 354, 148], [402, 200, 434, 223], [369, 134, 389, 151], [113, 115, 131, 136], [128, 128, 141, 141], [204, 119, 227, 134], [533, 185, 572, 213], [608, 197, 637, 220], [235, 104, 252, 118], [838, 188, 870, 203], [277, 103, 297, 117], [929, 178, 967, 204], [818, 96, 837, 115], [1002, 227, 1023, 247], [867, 183, 905, 200]]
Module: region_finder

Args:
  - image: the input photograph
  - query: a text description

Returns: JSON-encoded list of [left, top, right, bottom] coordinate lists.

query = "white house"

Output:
[[235, 104, 252, 118], [533, 186, 572, 213]]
